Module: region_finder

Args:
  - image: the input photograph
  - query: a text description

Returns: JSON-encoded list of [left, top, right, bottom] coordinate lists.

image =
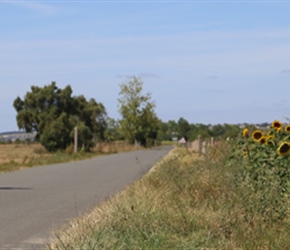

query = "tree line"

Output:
[[13, 76, 243, 152]]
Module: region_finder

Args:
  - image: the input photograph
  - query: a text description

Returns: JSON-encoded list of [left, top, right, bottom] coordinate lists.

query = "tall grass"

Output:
[[48, 142, 290, 249]]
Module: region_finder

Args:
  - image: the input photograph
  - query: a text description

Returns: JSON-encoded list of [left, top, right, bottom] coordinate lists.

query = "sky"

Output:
[[1, 0, 290, 133]]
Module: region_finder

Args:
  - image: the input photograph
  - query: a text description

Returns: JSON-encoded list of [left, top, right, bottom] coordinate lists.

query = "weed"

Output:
[[48, 142, 290, 249]]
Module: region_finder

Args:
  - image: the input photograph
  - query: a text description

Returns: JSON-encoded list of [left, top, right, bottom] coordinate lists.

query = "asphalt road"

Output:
[[0, 146, 172, 249]]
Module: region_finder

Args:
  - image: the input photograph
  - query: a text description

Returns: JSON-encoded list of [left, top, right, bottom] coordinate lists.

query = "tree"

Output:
[[104, 118, 123, 141], [13, 82, 107, 152], [177, 117, 190, 140], [118, 76, 159, 146]]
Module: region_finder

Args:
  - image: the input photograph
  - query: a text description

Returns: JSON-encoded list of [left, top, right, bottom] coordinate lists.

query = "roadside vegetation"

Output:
[[48, 121, 290, 249]]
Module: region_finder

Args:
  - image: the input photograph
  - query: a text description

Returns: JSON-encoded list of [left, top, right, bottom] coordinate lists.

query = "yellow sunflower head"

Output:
[[266, 135, 274, 146], [272, 120, 283, 131], [277, 142, 290, 156], [242, 148, 248, 157], [285, 125, 290, 133], [252, 130, 263, 142], [259, 136, 267, 144], [242, 128, 249, 137]]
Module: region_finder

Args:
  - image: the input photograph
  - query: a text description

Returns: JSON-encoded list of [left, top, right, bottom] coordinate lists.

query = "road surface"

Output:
[[0, 146, 172, 249]]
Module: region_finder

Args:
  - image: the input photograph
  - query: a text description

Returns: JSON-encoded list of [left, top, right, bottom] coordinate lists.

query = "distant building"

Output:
[[0, 131, 36, 142]]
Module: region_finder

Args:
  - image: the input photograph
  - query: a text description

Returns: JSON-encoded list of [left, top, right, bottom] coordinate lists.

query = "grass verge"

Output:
[[48, 142, 290, 249], [0, 142, 137, 174]]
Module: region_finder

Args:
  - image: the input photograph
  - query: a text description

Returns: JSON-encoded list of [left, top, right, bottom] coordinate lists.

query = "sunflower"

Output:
[[242, 148, 248, 157], [266, 135, 274, 146], [272, 120, 283, 131], [277, 142, 290, 156], [252, 130, 263, 141], [243, 128, 249, 137], [285, 125, 290, 133], [259, 136, 267, 144]]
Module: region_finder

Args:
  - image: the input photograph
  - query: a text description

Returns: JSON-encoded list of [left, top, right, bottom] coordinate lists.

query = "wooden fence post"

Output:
[[74, 127, 78, 154], [198, 135, 202, 156], [205, 140, 209, 154]]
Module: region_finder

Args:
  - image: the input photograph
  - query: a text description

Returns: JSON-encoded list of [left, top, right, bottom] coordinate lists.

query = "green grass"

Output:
[[161, 140, 177, 146], [48, 143, 290, 249]]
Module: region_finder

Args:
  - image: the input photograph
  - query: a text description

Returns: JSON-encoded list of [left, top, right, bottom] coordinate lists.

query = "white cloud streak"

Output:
[[4, 1, 60, 15], [281, 69, 290, 74]]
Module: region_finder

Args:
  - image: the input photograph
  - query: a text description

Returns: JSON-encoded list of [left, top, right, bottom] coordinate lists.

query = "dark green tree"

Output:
[[209, 124, 225, 138], [118, 76, 160, 146], [13, 82, 107, 152], [157, 120, 173, 141], [167, 120, 179, 140], [177, 117, 190, 140]]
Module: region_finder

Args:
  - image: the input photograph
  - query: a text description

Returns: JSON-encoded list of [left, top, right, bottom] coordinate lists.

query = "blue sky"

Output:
[[1, 1, 290, 132]]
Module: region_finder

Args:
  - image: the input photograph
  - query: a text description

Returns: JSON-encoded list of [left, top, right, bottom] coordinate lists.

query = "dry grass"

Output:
[[48, 143, 290, 250], [48, 148, 207, 249], [0, 143, 49, 165], [92, 141, 137, 154], [0, 141, 142, 174]]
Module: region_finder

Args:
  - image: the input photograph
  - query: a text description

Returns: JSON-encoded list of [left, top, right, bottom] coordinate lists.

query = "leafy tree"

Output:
[[157, 120, 173, 141], [223, 124, 241, 138], [177, 117, 190, 140], [209, 124, 225, 138], [167, 120, 179, 139], [104, 118, 123, 141], [13, 82, 107, 152], [118, 76, 159, 146]]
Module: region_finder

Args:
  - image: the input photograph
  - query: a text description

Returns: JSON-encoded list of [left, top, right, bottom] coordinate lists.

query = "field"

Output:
[[0, 142, 137, 174], [0, 143, 49, 172], [48, 139, 290, 249]]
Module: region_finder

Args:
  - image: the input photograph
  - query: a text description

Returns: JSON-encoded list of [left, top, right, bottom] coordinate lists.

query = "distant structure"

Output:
[[0, 131, 36, 143], [178, 137, 186, 146]]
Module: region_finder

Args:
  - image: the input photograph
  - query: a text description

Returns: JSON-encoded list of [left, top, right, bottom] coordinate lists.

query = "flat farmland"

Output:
[[0, 142, 140, 173], [0, 143, 50, 172]]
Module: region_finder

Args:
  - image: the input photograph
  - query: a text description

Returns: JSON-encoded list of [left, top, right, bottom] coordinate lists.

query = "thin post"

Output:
[[205, 141, 208, 154], [198, 135, 202, 156], [74, 127, 78, 153]]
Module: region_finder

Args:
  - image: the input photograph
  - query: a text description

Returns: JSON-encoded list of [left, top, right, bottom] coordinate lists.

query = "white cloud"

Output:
[[6, 1, 60, 16]]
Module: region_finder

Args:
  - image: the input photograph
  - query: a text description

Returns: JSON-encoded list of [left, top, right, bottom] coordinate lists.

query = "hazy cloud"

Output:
[[138, 73, 160, 79], [115, 74, 132, 79], [281, 69, 290, 74], [207, 89, 228, 94], [116, 73, 160, 79], [273, 99, 290, 107], [7, 1, 59, 15], [208, 75, 219, 80]]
